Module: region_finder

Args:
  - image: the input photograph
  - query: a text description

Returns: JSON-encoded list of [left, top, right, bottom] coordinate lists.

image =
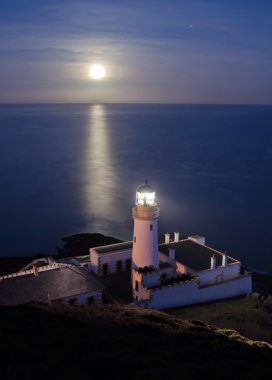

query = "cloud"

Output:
[[0, 0, 271, 103]]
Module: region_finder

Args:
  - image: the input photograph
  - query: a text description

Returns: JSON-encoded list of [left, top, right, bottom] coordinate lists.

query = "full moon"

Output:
[[89, 64, 106, 80]]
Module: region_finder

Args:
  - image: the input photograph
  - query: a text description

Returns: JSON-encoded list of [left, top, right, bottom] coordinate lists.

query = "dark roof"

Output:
[[136, 180, 154, 193], [93, 241, 133, 255], [0, 266, 104, 306], [159, 239, 237, 272]]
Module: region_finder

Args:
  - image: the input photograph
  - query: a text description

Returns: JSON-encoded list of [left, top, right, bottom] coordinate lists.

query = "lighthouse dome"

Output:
[[136, 180, 154, 194], [136, 180, 156, 206]]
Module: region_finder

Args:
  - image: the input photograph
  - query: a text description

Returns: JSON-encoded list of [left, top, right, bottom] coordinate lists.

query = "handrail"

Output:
[[0, 263, 73, 282]]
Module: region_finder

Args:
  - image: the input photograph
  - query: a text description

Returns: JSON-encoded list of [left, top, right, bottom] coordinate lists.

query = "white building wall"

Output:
[[158, 250, 176, 265], [158, 251, 170, 263], [90, 249, 100, 273], [141, 272, 160, 288], [132, 271, 151, 301], [158, 251, 180, 278], [198, 262, 241, 287], [176, 261, 197, 275], [62, 289, 103, 305], [141, 274, 252, 310], [159, 266, 176, 279], [90, 248, 132, 276]]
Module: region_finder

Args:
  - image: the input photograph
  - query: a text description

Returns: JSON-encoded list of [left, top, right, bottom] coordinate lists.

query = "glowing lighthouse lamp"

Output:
[[132, 181, 160, 269], [136, 186, 156, 206]]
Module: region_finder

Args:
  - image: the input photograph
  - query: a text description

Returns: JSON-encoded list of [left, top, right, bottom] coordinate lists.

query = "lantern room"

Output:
[[136, 180, 156, 206]]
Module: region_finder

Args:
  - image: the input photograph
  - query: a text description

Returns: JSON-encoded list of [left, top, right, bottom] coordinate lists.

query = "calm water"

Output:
[[0, 104, 271, 273]]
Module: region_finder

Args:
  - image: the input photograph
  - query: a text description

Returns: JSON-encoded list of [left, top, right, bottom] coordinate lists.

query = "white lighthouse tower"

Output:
[[132, 181, 159, 269]]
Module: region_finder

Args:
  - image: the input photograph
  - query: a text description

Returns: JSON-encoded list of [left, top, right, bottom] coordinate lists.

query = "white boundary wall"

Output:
[[198, 262, 241, 286], [137, 274, 252, 310]]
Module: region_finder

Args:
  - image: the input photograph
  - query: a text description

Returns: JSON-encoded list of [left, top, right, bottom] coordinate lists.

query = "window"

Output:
[[87, 296, 95, 305], [102, 263, 108, 276], [135, 280, 139, 291], [126, 258, 131, 271], [116, 260, 122, 272], [150, 224, 153, 231]]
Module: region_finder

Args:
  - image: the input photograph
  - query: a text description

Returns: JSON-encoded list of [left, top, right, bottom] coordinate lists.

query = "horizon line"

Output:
[[0, 101, 272, 106]]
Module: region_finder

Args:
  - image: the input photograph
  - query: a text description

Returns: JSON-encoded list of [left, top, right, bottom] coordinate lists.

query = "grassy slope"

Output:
[[166, 270, 272, 344], [168, 293, 272, 344], [0, 303, 271, 380]]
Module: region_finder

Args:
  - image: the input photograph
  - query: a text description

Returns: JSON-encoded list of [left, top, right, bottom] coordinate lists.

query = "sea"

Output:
[[0, 103, 271, 274]]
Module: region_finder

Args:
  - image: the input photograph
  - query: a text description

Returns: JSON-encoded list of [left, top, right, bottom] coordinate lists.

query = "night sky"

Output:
[[0, 0, 271, 104]]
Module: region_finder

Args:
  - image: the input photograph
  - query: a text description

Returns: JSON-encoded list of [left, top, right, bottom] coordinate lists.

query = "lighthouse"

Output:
[[132, 181, 159, 269]]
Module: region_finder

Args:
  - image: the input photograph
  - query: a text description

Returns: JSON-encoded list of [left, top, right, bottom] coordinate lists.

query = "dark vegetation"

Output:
[[136, 265, 157, 274], [56, 233, 122, 257], [252, 271, 272, 295], [160, 274, 195, 286], [1, 233, 272, 378], [0, 303, 271, 380]]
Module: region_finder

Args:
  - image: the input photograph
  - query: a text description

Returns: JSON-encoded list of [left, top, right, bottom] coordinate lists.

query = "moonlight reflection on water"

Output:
[[0, 104, 271, 273]]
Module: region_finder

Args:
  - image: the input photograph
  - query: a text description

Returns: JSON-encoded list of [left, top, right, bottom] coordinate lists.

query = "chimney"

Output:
[[168, 247, 175, 261], [33, 264, 38, 277], [222, 252, 227, 267], [165, 233, 170, 244], [210, 255, 216, 270], [174, 232, 179, 243]]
